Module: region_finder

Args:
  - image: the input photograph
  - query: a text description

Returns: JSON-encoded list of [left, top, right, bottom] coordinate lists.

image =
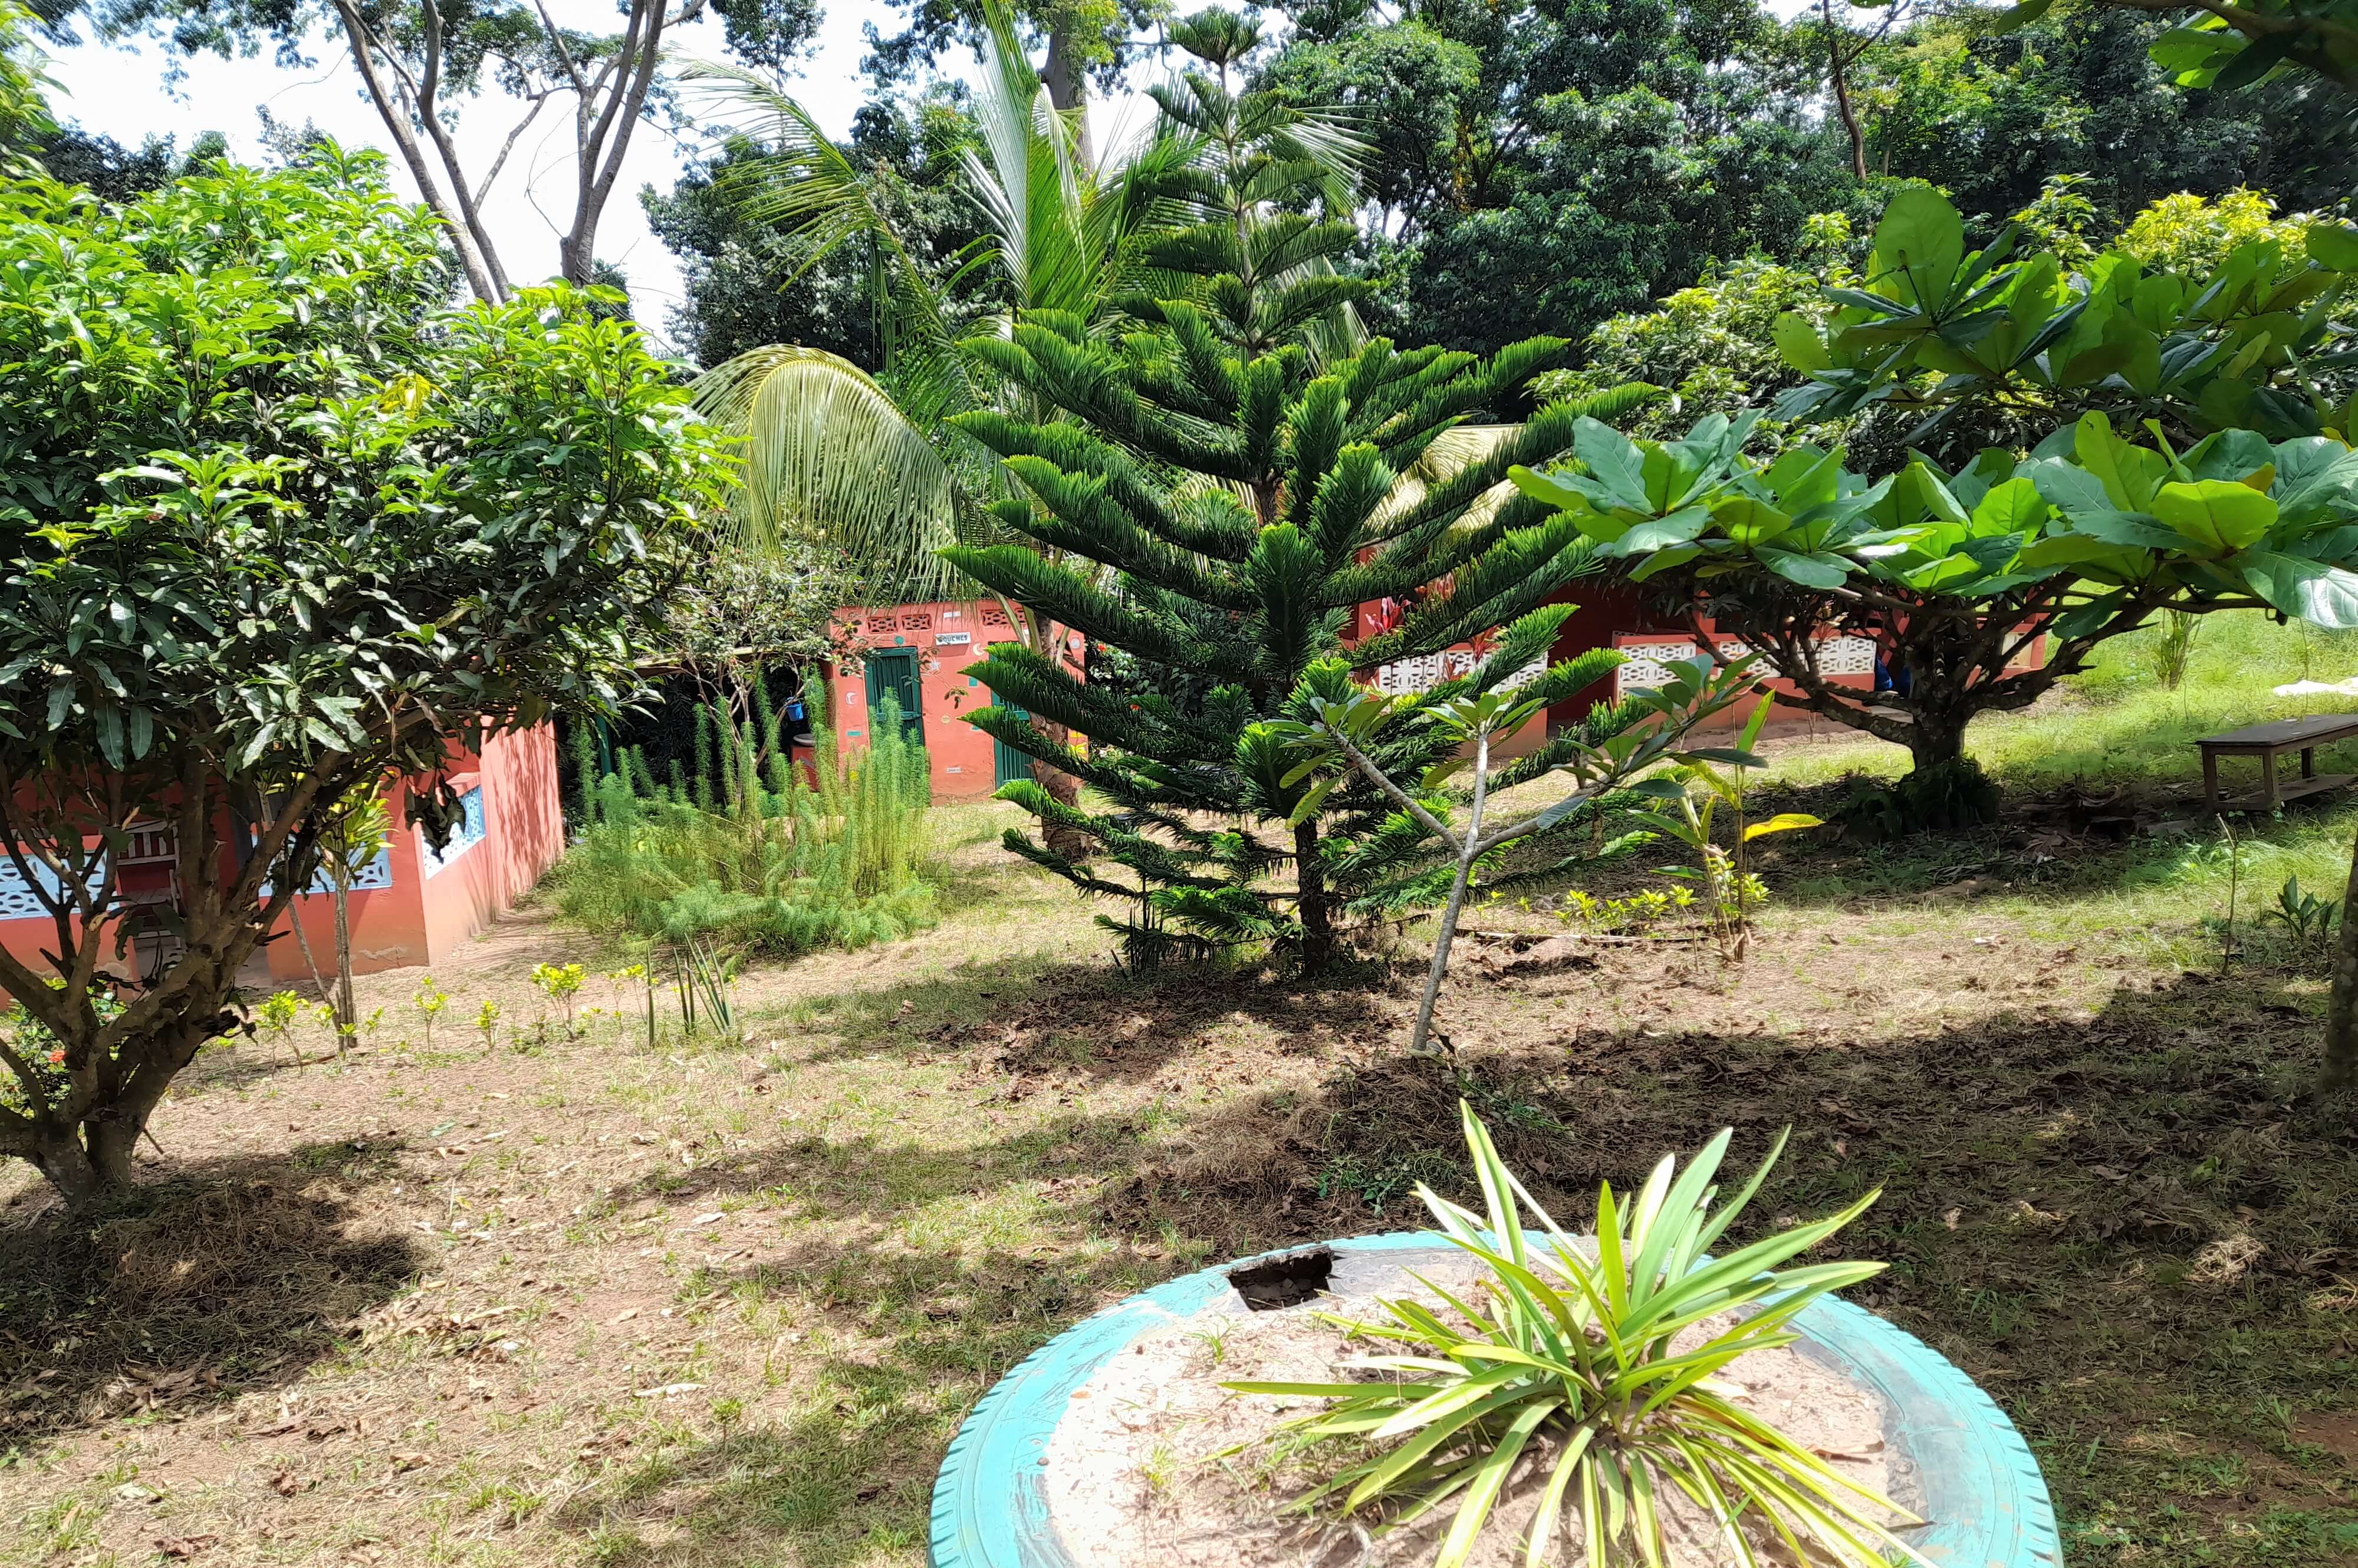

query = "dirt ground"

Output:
[[4, 800, 2357, 1567]]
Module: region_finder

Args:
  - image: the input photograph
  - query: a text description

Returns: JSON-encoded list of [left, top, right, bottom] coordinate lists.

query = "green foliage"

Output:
[[2061, 0, 2358, 93], [643, 91, 988, 371], [0, 147, 728, 1203], [1261, 625, 1761, 1042], [2148, 608, 2203, 689], [0, 986, 119, 1118], [1536, 236, 1854, 446], [1258, 0, 1863, 355], [1856, 5, 2347, 231], [1772, 185, 2358, 452], [1514, 183, 2358, 783], [949, 243, 1645, 963], [1623, 701, 1822, 944], [531, 963, 586, 1032], [411, 975, 448, 1050], [0, 2, 53, 179], [1226, 1102, 1915, 1568], [2116, 187, 2313, 276], [2261, 871, 2341, 957], [551, 685, 938, 958]]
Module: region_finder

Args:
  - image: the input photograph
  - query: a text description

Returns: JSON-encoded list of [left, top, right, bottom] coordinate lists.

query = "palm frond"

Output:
[[677, 58, 973, 388], [691, 345, 972, 599]]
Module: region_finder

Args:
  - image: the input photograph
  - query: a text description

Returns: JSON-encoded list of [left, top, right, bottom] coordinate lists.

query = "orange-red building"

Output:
[[0, 726, 564, 986], [824, 599, 1086, 802]]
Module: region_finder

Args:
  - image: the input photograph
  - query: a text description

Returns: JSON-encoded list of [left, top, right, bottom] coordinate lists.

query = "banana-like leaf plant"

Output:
[[1622, 696, 1820, 958], [1226, 1102, 1931, 1568]]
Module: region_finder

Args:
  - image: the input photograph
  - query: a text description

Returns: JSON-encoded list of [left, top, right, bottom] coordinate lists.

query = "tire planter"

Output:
[[930, 1232, 2060, 1568]]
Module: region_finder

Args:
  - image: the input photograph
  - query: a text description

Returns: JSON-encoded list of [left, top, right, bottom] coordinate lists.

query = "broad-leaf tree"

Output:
[[0, 149, 730, 1206], [1772, 186, 2358, 458], [1512, 407, 2358, 775]]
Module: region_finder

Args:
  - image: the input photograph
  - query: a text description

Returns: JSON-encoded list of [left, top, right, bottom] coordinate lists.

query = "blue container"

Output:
[[930, 1232, 2060, 1568]]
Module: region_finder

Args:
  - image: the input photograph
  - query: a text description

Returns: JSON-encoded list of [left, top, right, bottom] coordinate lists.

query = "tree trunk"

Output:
[[1823, 0, 1869, 182], [1043, 24, 1094, 169], [1410, 729, 1489, 1053], [1902, 711, 1969, 776], [27, 1123, 103, 1210], [2324, 819, 2358, 1089], [1295, 818, 1336, 974], [331, 879, 358, 1053], [1032, 719, 1091, 862]]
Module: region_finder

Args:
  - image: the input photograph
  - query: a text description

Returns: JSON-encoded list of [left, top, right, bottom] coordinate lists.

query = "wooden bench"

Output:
[[2198, 714, 2358, 809]]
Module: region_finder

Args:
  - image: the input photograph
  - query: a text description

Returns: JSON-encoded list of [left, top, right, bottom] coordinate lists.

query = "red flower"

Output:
[[46, 1050, 64, 1064]]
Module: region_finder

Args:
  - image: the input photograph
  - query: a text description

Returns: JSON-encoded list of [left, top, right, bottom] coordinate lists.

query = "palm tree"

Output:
[[683, 3, 1362, 823]]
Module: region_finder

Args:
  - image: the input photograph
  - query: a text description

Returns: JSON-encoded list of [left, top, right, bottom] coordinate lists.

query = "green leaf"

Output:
[[1870, 187, 1964, 309], [1772, 312, 1830, 373], [2309, 223, 2358, 274], [1757, 548, 1848, 589], [2241, 553, 2358, 628], [2150, 479, 2278, 555]]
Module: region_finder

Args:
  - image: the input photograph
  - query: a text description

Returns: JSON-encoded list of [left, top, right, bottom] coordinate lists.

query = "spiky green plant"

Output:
[[1227, 1103, 1928, 1568]]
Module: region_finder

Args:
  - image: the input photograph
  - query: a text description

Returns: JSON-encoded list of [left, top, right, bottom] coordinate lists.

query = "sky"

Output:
[[38, 1, 1137, 354]]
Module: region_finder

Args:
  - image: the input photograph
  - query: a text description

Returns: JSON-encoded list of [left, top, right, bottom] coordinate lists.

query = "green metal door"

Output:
[[993, 701, 1032, 786], [864, 649, 924, 745]]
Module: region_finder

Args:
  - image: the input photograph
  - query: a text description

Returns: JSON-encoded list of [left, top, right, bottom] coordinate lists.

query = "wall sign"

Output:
[[936, 631, 972, 645]]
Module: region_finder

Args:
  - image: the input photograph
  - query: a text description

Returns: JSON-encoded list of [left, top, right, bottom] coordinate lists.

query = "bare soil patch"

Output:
[[1, 802, 2353, 1566]]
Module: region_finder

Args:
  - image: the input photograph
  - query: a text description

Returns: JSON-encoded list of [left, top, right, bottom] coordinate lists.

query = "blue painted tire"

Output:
[[930, 1232, 2060, 1568]]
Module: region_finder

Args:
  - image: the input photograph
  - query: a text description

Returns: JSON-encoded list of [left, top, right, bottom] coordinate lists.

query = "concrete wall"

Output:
[[414, 724, 565, 967]]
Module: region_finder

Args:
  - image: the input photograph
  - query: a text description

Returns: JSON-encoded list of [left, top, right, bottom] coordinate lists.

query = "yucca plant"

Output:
[[1227, 1103, 1929, 1567]]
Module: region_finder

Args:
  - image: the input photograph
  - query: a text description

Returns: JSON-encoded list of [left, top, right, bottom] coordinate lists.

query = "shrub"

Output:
[[551, 681, 937, 957], [1228, 1103, 1919, 1568]]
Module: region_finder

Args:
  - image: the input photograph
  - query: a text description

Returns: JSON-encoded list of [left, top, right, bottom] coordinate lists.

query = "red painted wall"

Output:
[[413, 724, 565, 969], [0, 725, 565, 990], [827, 600, 1086, 802]]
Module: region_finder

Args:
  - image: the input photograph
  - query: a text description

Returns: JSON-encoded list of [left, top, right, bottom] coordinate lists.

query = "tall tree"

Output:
[[941, 54, 1668, 970], [67, 0, 823, 301], [685, 4, 1354, 835], [859, 0, 1165, 163], [0, 147, 729, 1205], [1259, 0, 1860, 357], [1846, 3, 2353, 226]]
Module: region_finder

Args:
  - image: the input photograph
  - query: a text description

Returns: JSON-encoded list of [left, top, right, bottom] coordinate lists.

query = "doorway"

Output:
[[864, 649, 925, 745]]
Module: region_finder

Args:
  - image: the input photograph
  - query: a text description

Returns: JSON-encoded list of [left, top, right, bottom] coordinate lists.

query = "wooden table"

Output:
[[2198, 714, 2358, 809]]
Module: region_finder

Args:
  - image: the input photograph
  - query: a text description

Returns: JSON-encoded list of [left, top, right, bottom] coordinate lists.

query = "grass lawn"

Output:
[[6, 620, 2358, 1567]]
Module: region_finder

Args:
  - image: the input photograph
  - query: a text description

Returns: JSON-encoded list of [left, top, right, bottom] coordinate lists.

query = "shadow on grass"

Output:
[[0, 1144, 423, 1448], [560, 961, 2358, 1566]]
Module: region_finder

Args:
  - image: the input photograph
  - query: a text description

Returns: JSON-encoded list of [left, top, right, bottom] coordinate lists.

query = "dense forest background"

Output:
[[640, 0, 2356, 376]]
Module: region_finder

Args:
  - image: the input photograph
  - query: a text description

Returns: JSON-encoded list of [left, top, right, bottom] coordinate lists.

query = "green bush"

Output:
[[552, 682, 938, 957]]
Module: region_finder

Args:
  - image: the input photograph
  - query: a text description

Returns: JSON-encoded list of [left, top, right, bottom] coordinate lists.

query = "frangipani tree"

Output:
[[1511, 409, 2358, 775]]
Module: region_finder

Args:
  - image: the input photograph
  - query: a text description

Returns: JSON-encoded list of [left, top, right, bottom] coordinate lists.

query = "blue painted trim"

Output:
[[929, 1232, 2059, 1568]]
